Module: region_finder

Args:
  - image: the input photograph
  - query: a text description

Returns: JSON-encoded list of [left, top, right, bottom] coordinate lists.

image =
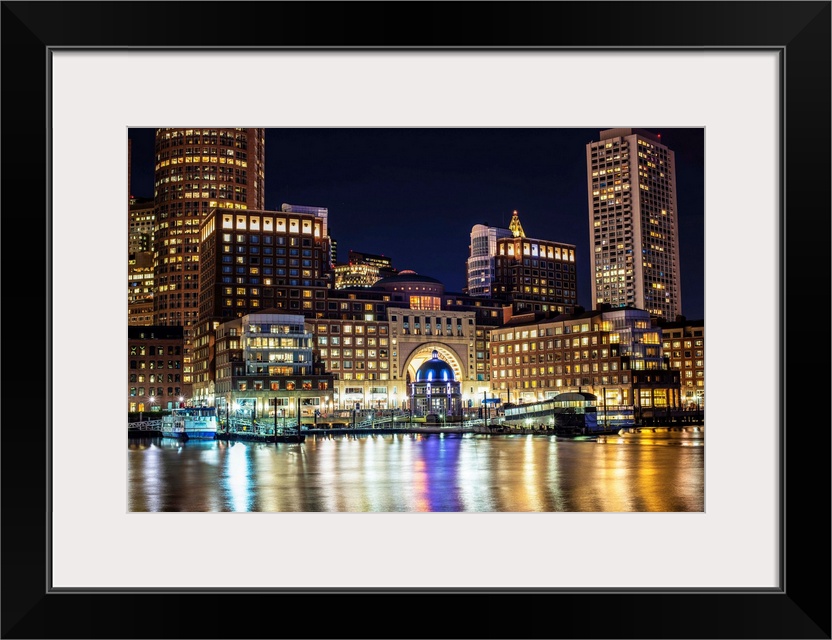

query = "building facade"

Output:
[[333, 263, 383, 289], [128, 251, 154, 305], [128, 299, 155, 327], [488, 307, 680, 414], [586, 128, 682, 320], [493, 234, 578, 315], [128, 197, 155, 254], [294, 272, 497, 415], [128, 325, 186, 413], [659, 318, 705, 409], [465, 223, 513, 297], [128, 197, 156, 326], [192, 207, 333, 404], [151, 127, 266, 387], [333, 250, 398, 289], [213, 312, 334, 428]]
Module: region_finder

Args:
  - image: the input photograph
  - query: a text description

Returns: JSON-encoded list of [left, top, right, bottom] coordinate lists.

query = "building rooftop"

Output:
[[415, 350, 455, 382]]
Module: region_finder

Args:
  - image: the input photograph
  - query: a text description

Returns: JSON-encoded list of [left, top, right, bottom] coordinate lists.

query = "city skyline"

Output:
[[128, 127, 704, 319]]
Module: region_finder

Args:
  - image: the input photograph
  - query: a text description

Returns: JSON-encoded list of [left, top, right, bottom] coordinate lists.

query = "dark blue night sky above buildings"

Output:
[[129, 127, 705, 320]]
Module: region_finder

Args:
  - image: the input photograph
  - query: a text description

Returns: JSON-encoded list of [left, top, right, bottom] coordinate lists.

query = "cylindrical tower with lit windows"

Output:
[[151, 127, 266, 387]]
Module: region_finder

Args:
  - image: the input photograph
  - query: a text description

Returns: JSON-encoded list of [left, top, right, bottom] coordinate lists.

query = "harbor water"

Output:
[[128, 432, 704, 512]]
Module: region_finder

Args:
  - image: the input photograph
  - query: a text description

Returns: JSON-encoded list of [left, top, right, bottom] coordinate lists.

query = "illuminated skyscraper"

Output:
[[586, 128, 682, 320], [151, 128, 265, 388], [476, 211, 578, 315], [465, 223, 512, 297]]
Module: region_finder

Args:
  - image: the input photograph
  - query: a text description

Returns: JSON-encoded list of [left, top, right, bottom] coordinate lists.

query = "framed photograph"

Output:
[[3, 1, 829, 638]]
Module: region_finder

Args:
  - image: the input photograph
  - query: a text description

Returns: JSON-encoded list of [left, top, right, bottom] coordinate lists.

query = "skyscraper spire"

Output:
[[508, 210, 526, 238]]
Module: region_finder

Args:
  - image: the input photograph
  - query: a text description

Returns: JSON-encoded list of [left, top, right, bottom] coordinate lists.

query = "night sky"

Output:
[[128, 127, 704, 320]]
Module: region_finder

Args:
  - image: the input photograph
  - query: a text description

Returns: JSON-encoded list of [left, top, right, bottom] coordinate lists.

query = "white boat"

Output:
[[161, 407, 218, 440]]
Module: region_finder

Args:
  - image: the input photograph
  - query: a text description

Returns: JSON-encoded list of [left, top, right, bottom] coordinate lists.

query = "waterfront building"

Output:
[[310, 317, 394, 412], [487, 306, 680, 416], [492, 211, 578, 315], [586, 128, 682, 320], [128, 325, 185, 413], [410, 350, 463, 419], [151, 127, 266, 389], [307, 271, 493, 413], [659, 317, 705, 409], [465, 223, 513, 297], [376, 272, 488, 411], [213, 312, 334, 428], [372, 272, 490, 381], [192, 206, 333, 405]]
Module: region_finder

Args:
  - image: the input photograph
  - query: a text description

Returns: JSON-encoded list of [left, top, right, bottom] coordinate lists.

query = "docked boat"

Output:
[[161, 406, 219, 440]]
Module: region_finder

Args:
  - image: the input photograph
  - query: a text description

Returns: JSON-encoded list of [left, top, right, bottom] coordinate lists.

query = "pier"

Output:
[[127, 420, 163, 438]]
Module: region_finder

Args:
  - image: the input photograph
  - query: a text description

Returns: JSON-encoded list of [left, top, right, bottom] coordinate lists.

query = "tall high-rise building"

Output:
[[586, 128, 682, 320], [151, 127, 266, 390]]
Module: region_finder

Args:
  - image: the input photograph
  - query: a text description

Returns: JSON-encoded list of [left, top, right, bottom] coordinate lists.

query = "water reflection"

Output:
[[128, 434, 704, 513]]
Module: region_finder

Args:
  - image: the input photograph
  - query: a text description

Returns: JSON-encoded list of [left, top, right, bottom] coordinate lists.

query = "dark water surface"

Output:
[[128, 433, 704, 512]]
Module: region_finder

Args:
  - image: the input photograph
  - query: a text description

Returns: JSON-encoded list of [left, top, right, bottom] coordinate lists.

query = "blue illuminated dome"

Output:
[[415, 350, 455, 382]]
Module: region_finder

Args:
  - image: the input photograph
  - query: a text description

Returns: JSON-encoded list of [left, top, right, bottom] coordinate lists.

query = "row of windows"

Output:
[[318, 336, 389, 347], [664, 339, 704, 348], [236, 380, 328, 391], [315, 324, 387, 335], [337, 372, 389, 381], [219, 258, 318, 271], [498, 376, 631, 387], [129, 373, 182, 383], [320, 348, 389, 358], [493, 348, 618, 361], [129, 345, 182, 356], [129, 387, 182, 398], [221, 248, 314, 259], [323, 361, 388, 370], [129, 360, 182, 370], [220, 234, 314, 247]]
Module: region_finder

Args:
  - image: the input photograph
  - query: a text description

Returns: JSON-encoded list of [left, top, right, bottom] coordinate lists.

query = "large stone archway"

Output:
[[402, 342, 465, 383]]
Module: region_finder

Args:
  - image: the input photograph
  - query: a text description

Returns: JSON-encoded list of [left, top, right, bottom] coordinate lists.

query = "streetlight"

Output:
[[273, 399, 278, 436], [602, 386, 607, 428]]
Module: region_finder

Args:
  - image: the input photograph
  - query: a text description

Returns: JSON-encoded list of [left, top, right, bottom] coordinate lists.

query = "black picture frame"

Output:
[[2, 2, 829, 638]]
